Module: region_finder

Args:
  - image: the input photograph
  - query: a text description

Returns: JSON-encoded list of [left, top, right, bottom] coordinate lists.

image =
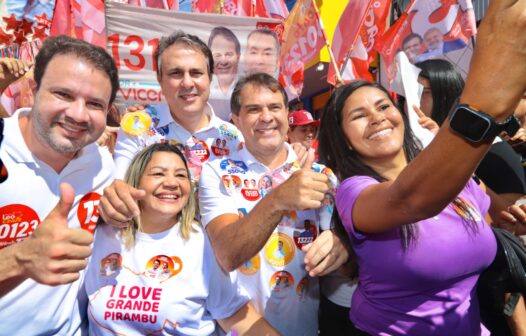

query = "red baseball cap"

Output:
[[288, 110, 320, 127]]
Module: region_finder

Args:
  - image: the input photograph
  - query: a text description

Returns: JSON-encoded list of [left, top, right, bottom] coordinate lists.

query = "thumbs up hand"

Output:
[[17, 183, 93, 286]]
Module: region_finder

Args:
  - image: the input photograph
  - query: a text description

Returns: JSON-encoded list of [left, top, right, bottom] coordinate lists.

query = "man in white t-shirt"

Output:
[[199, 73, 349, 335], [102, 31, 242, 227], [0, 36, 118, 334]]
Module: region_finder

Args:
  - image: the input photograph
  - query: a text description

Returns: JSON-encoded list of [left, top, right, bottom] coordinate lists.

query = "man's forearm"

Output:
[[208, 193, 286, 272], [0, 242, 28, 297]]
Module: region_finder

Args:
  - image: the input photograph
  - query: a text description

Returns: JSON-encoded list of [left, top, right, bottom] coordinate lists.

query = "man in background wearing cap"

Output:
[[288, 110, 320, 153]]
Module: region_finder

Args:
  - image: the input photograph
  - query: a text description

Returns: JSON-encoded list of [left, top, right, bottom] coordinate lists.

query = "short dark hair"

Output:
[[155, 30, 214, 78], [230, 73, 287, 115], [402, 33, 423, 49], [34, 35, 119, 105], [415, 59, 464, 126], [208, 26, 240, 55], [247, 28, 280, 55]]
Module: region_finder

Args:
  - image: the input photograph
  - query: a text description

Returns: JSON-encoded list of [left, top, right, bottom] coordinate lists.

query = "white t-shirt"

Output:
[[113, 103, 242, 182], [208, 75, 237, 122], [199, 143, 338, 336], [0, 108, 115, 335], [85, 223, 249, 335]]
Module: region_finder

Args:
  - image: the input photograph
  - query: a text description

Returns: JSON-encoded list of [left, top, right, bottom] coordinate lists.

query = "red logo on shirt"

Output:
[[241, 188, 260, 201], [187, 140, 210, 162], [77, 192, 102, 233], [0, 204, 40, 249]]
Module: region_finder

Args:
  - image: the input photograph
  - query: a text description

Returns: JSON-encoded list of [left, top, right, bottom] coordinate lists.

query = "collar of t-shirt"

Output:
[[4, 108, 97, 172], [237, 141, 297, 171], [152, 102, 220, 134]]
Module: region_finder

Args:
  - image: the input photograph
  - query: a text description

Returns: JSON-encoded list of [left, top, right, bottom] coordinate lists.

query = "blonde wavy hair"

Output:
[[121, 143, 197, 249]]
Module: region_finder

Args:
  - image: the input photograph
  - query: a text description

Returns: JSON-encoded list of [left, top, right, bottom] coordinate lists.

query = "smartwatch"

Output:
[[448, 104, 520, 143]]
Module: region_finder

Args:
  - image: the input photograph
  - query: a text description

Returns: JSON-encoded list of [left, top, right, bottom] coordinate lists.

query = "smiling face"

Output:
[[424, 28, 443, 51], [341, 86, 406, 168], [288, 124, 318, 149], [157, 43, 211, 120], [210, 34, 240, 75], [244, 32, 279, 76], [30, 54, 110, 157], [231, 83, 288, 164], [138, 151, 191, 227]]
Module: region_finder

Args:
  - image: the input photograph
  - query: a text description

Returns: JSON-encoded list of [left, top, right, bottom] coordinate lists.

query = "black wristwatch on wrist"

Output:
[[448, 104, 520, 143]]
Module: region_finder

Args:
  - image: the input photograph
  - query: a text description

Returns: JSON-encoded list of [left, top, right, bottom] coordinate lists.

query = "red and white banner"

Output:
[[106, 2, 282, 114], [376, 0, 477, 85], [280, 0, 326, 96], [326, 0, 372, 85], [263, 0, 288, 20], [333, 0, 390, 84], [192, 0, 268, 17]]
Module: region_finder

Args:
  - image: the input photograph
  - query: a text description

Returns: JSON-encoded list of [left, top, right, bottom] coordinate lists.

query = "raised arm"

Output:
[[203, 168, 328, 272], [351, 0, 526, 233]]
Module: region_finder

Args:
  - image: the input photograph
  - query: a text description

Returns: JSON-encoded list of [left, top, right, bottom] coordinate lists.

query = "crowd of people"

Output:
[[1, 0, 526, 334]]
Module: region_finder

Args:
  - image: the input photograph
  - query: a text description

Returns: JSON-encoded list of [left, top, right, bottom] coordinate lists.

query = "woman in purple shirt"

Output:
[[315, 2, 526, 333]]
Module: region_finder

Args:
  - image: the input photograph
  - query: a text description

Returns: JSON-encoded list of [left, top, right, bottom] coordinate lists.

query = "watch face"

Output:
[[449, 106, 492, 142]]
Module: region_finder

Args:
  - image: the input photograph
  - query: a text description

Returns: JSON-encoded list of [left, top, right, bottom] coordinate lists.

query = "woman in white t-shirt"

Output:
[[85, 143, 278, 335]]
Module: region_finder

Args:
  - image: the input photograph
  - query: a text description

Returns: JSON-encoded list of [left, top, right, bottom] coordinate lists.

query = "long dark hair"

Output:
[[318, 80, 422, 248], [415, 59, 464, 126]]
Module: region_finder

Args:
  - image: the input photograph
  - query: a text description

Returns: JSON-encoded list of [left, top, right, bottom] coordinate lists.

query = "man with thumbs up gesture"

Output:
[[0, 36, 118, 335], [198, 73, 349, 336]]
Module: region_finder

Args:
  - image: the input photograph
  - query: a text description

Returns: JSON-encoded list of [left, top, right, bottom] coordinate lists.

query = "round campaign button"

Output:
[[238, 254, 261, 276], [120, 110, 152, 136], [264, 232, 295, 267], [0, 204, 40, 249]]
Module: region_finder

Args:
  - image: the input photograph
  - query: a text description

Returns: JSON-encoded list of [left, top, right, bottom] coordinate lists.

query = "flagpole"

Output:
[[220, 0, 224, 14], [311, 0, 343, 84]]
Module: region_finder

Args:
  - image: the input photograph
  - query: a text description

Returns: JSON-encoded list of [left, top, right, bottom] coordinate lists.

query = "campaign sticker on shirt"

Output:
[[241, 178, 260, 201], [238, 254, 261, 275], [271, 161, 300, 186], [120, 111, 152, 136], [296, 277, 309, 301], [258, 175, 273, 198], [144, 255, 182, 281], [187, 138, 210, 163], [451, 197, 482, 221], [221, 174, 241, 195], [279, 211, 297, 227], [219, 159, 247, 174], [100, 253, 122, 277], [264, 233, 295, 267], [219, 123, 240, 140], [269, 270, 294, 292], [77, 192, 102, 233], [211, 138, 230, 156], [293, 221, 318, 250], [0, 204, 40, 249]]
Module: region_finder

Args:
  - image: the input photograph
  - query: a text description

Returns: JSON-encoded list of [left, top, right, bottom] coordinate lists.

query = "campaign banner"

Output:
[[280, 0, 326, 96], [326, 0, 373, 85], [376, 0, 476, 86], [105, 1, 282, 121]]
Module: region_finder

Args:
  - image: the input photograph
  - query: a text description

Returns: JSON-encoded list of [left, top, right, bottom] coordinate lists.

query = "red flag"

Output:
[[280, 0, 326, 96], [263, 0, 288, 20], [376, 0, 477, 85], [326, 0, 373, 85]]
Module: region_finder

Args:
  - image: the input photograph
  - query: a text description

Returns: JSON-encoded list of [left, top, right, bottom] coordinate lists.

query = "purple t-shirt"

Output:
[[336, 176, 497, 335]]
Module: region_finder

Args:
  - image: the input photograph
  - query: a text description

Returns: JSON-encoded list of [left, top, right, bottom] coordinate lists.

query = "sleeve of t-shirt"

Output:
[[335, 176, 378, 240], [204, 235, 249, 320], [113, 129, 142, 179], [199, 161, 239, 227], [464, 177, 491, 218]]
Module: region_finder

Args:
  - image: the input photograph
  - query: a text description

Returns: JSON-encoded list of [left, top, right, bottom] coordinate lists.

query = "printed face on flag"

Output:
[[377, 0, 477, 85]]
